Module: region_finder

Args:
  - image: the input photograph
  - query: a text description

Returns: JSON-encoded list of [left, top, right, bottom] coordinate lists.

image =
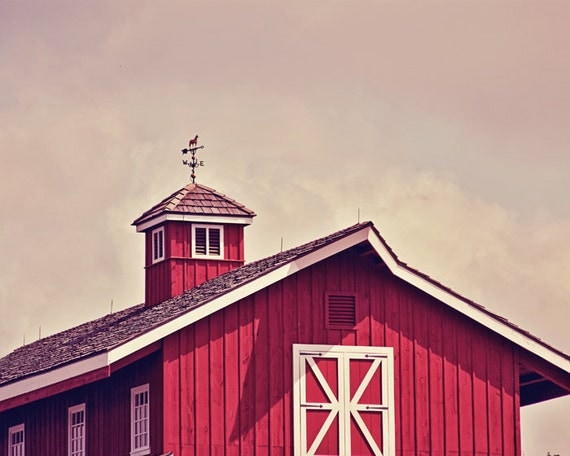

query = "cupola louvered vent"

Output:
[[194, 227, 207, 255], [326, 293, 357, 329], [192, 224, 223, 258], [209, 228, 221, 255]]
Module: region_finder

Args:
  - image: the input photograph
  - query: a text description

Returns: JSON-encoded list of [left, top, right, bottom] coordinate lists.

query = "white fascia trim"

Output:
[[0, 352, 108, 403], [135, 213, 254, 232], [107, 228, 370, 365], [366, 229, 570, 374]]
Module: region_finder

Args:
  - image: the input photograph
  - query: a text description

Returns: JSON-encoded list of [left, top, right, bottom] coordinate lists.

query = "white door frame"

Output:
[[293, 344, 395, 456]]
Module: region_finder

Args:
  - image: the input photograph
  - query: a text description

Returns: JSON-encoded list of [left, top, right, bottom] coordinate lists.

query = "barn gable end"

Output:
[[160, 246, 526, 454]]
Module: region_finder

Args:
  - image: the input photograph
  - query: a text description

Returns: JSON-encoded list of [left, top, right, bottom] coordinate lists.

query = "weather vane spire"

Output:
[[181, 134, 205, 183]]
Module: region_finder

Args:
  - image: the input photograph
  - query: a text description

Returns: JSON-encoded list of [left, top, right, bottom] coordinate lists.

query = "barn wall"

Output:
[[0, 350, 163, 456], [163, 247, 521, 455]]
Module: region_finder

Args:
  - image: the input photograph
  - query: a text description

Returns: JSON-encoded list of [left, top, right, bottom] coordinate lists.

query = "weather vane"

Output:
[[181, 134, 205, 183]]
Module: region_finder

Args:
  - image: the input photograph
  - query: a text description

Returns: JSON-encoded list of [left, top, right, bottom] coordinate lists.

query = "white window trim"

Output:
[[130, 384, 150, 456], [192, 224, 224, 259], [8, 423, 25, 456], [293, 344, 395, 456], [68, 403, 86, 456], [151, 227, 165, 264]]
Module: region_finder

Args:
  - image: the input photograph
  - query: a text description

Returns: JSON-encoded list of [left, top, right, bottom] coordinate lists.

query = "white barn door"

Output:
[[293, 344, 395, 456]]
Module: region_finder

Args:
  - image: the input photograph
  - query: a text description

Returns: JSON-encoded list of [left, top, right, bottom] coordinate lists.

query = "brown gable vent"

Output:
[[326, 293, 357, 329]]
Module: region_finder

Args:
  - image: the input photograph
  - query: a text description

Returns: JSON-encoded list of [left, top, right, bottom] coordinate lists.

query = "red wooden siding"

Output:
[[0, 351, 163, 456], [145, 222, 245, 306], [162, 247, 522, 455]]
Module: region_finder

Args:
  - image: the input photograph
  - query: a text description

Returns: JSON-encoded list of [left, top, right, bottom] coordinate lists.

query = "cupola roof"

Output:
[[132, 183, 256, 231]]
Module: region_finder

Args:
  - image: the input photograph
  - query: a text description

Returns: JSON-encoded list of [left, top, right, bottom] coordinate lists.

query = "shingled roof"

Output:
[[1, 221, 568, 395], [132, 183, 256, 226], [0, 223, 367, 386]]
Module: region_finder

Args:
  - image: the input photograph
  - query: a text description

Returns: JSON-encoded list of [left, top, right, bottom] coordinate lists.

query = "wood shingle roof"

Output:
[[132, 183, 256, 226]]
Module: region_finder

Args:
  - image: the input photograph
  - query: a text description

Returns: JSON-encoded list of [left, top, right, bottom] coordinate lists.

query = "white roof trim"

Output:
[[135, 213, 254, 232], [365, 229, 570, 374], [2, 224, 569, 404], [0, 352, 108, 403]]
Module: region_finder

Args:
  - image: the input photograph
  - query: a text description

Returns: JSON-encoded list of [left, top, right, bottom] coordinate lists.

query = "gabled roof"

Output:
[[0, 222, 569, 407], [132, 183, 256, 230]]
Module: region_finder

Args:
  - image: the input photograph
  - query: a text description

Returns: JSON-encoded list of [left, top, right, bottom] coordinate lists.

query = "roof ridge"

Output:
[[193, 183, 256, 214], [163, 184, 193, 212]]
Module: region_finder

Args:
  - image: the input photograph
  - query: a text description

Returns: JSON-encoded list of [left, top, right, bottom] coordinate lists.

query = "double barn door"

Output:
[[293, 345, 395, 456]]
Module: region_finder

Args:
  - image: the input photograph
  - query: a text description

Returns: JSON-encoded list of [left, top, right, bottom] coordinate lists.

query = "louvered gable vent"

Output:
[[326, 293, 357, 328]]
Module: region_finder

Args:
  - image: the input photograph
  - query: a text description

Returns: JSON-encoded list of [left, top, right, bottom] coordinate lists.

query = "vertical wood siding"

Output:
[[145, 222, 245, 306], [0, 351, 162, 456], [162, 247, 521, 455]]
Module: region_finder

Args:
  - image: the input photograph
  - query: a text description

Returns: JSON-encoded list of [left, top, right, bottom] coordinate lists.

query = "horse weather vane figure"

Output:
[[181, 134, 205, 183]]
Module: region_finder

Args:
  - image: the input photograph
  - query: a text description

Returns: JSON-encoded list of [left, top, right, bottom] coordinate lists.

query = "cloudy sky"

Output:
[[1, 1, 569, 453]]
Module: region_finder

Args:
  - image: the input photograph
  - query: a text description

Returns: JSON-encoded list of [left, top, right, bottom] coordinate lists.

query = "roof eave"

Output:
[[134, 212, 255, 232], [0, 352, 110, 411]]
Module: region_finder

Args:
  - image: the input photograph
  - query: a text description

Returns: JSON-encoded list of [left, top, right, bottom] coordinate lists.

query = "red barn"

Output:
[[0, 182, 568, 456]]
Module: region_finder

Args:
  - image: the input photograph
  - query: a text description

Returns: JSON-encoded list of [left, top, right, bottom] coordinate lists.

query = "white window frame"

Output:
[[192, 224, 224, 259], [68, 403, 86, 456], [151, 227, 165, 264], [130, 384, 150, 456], [293, 344, 395, 456], [8, 423, 25, 456]]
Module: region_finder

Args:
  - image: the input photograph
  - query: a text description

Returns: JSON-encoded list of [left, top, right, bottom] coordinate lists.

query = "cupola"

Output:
[[132, 183, 255, 306]]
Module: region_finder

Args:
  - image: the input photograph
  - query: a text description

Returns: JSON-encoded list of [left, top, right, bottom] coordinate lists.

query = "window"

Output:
[[151, 227, 165, 263], [68, 403, 86, 456], [131, 384, 150, 456], [192, 224, 223, 258], [8, 424, 24, 456], [293, 344, 395, 456]]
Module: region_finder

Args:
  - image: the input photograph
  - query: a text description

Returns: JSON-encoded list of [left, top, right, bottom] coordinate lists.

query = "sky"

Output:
[[1, 0, 569, 453]]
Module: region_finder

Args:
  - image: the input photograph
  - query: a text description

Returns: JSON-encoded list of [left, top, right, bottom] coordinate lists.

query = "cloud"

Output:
[[0, 1, 569, 452]]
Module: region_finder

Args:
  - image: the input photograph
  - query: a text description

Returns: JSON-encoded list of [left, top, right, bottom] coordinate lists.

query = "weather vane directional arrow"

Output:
[[181, 134, 205, 183]]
